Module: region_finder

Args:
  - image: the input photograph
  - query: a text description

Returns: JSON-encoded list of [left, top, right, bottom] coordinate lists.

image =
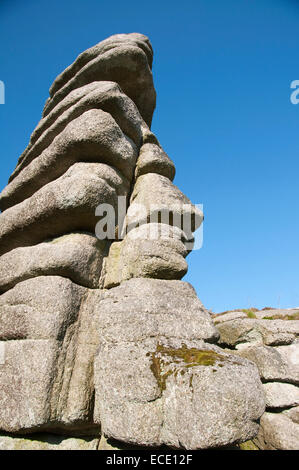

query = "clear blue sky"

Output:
[[1, 0, 299, 312]]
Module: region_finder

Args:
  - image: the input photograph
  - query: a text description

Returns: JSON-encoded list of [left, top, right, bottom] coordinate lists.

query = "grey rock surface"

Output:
[[92, 278, 265, 449], [254, 412, 299, 450], [103, 224, 189, 288], [0, 276, 85, 341], [213, 310, 299, 450], [283, 406, 299, 424], [135, 143, 176, 181], [0, 338, 62, 432], [30, 81, 145, 151], [0, 233, 105, 291], [0, 434, 100, 450], [213, 311, 247, 324], [0, 276, 99, 434], [96, 278, 218, 344], [126, 173, 203, 235], [0, 162, 129, 256], [95, 336, 265, 449], [228, 343, 299, 385], [263, 382, 299, 409], [44, 33, 156, 127], [217, 318, 299, 347], [1, 109, 136, 210], [0, 32, 268, 450], [49, 33, 153, 98]]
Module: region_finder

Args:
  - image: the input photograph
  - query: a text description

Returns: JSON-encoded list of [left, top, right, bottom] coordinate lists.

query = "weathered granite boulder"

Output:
[[217, 318, 299, 347], [125, 173, 203, 235], [235, 344, 299, 385], [0, 233, 105, 291], [1, 108, 138, 210], [44, 33, 156, 126], [263, 382, 299, 409], [0, 33, 266, 450], [213, 311, 247, 324], [93, 279, 264, 448], [102, 224, 189, 288], [213, 308, 299, 450], [283, 405, 299, 424], [0, 276, 99, 434], [0, 434, 100, 450], [135, 143, 176, 181], [254, 412, 299, 450], [0, 162, 129, 256]]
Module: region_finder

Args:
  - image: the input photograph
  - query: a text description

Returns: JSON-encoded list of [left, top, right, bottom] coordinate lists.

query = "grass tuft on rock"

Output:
[[242, 309, 257, 319], [263, 312, 299, 321], [239, 440, 259, 450]]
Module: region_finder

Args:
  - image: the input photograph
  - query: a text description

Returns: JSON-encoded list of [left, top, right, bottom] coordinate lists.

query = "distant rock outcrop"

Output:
[[0, 33, 266, 450]]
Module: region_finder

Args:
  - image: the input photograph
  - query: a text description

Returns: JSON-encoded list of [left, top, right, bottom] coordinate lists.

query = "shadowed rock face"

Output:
[[0, 33, 265, 450]]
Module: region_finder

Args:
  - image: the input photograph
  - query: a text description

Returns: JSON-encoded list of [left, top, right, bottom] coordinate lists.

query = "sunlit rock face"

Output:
[[0, 33, 265, 450], [213, 308, 299, 450]]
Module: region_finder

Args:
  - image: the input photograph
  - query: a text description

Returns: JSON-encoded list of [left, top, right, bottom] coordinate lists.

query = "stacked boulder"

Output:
[[0, 33, 265, 450], [214, 308, 299, 450]]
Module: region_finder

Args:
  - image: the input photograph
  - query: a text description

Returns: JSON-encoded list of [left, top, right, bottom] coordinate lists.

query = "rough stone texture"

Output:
[[235, 344, 299, 385], [0, 233, 105, 291], [92, 278, 265, 449], [44, 33, 156, 126], [98, 435, 135, 450], [283, 406, 299, 424], [276, 341, 299, 378], [95, 278, 218, 344], [0, 276, 85, 341], [94, 336, 264, 449], [213, 309, 299, 450], [0, 162, 129, 256], [49, 34, 153, 95], [263, 382, 299, 409], [25, 81, 146, 159], [102, 224, 189, 288], [0, 434, 100, 450], [125, 173, 203, 235], [0, 33, 266, 450], [0, 339, 66, 433], [217, 318, 299, 347], [213, 311, 247, 324], [1, 109, 136, 210], [135, 143, 176, 181], [0, 276, 100, 434], [254, 412, 299, 450]]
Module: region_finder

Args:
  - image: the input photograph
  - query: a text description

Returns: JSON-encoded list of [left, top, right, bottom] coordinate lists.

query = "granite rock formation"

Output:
[[0, 33, 265, 450], [213, 308, 299, 450]]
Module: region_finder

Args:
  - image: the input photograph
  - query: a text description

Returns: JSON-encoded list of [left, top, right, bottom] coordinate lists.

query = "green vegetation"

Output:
[[148, 344, 227, 392], [239, 440, 259, 450], [242, 309, 257, 319], [155, 343, 226, 366], [264, 312, 299, 321]]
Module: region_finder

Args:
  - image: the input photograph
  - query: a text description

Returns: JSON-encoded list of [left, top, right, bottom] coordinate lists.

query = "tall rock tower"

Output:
[[0, 33, 265, 450]]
